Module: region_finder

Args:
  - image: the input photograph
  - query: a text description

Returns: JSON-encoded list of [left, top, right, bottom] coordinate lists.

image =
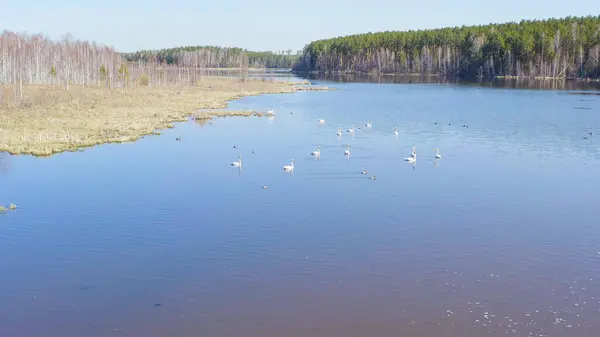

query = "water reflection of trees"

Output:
[[193, 118, 211, 128], [0, 153, 10, 174], [302, 73, 600, 91]]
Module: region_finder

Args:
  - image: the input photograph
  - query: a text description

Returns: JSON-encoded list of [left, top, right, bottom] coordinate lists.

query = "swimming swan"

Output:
[[311, 145, 321, 157], [404, 148, 416, 163], [283, 159, 295, 171], [231, 156, 242, 167]]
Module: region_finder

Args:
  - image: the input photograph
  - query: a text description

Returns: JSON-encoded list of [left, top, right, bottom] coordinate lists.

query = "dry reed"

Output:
[[0, 77, 330, 156]]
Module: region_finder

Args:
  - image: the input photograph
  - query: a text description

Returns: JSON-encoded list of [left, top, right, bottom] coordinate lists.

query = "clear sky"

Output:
[[1, 0, 599, 53]]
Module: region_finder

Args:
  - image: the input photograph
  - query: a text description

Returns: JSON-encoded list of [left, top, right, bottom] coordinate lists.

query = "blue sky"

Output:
[[1, 1, 598, 52]]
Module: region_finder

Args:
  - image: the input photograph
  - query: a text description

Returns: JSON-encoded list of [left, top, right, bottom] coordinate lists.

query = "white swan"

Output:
[[283, 159, 295, 171], [344, 145, 351, 156], [393, 127, 399, 136], [365, 120, 372, 128], [404, 147, 416, 163], [346, 124, 355, 133], [433, 148, 442, 159], [337, 127, 342, 136], [318, 117, 325, 124], [311, 145, 321, 157], [230, 156, 242, 167], [267, 109, 275, 114]]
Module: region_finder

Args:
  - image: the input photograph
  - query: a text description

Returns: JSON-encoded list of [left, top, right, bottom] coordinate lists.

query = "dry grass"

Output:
[[0, 77, 331, 156], [192, 109, 273, 120]]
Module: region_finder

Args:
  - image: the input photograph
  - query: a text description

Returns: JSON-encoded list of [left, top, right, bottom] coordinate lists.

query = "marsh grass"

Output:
[[192, 109, 273, 120], [0, 77, 329, 156]]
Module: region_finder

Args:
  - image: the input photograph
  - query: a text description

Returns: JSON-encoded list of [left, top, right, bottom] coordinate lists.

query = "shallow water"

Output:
[[1, 78, 600, 337]]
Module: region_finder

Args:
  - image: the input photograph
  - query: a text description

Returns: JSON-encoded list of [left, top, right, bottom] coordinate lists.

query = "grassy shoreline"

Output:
[[0, 77, 330, 157]]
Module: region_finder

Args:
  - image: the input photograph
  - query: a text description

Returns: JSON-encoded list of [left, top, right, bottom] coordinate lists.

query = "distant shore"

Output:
[[293, 70, 600, 82], [292, 70, 600, 83], [0, 77, 330, 157], [200, 67, 292, 72]]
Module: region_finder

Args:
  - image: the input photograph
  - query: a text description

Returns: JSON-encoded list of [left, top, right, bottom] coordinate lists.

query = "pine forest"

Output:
[[293, 16, 600, 79]]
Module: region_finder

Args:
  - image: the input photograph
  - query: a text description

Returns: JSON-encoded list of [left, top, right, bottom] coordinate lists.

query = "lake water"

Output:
[[1, 77, 600, 337]]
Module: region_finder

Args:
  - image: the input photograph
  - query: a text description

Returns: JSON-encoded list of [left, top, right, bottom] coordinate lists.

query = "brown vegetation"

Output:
[[0, 77, 328, 156], [0, 30, 331, 157]]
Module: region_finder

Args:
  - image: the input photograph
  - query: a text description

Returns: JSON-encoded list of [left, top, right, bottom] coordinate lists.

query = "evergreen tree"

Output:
[[293, 16, 600, 79]]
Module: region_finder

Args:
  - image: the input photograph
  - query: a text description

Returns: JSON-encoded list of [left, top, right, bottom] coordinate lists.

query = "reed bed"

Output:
[[0, 77, 330, 156]]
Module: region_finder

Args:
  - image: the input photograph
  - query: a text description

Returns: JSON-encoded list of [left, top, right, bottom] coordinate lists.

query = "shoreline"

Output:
[[192, 67, 292, 72], [292, 70, 600, 82], [0, 77, 331, 157]]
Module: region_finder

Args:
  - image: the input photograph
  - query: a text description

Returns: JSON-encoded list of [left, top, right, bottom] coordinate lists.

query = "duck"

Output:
[[318, 117, 326, 124], [361, 169, 368, 175], [8, 203, 17, 210]]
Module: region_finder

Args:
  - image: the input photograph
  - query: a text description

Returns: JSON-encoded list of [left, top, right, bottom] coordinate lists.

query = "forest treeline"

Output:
[[293, 16, 600, 79], [124, 46, 299, 68], [0, 31, 296, 102], [0, 31, 198, 95], [0, 31, 126, 94]]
